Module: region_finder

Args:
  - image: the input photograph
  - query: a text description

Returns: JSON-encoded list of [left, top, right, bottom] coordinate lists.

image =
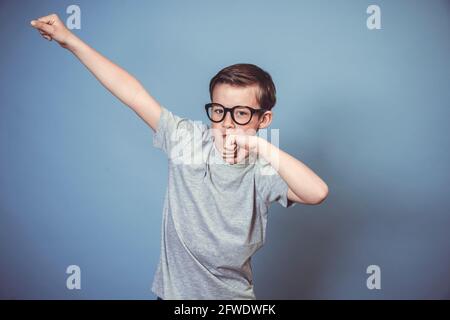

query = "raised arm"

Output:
[[30, 14, 161, 132]]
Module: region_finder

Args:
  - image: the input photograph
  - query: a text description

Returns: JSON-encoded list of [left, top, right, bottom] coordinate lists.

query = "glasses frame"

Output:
[[205, 103, 268, 125]]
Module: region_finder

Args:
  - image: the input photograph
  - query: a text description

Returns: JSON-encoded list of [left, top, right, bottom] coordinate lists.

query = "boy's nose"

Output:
[[222, 111, 235, 128]]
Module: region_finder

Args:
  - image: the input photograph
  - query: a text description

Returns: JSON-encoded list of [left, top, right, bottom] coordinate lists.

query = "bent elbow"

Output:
[[311, 184, 329, 205]]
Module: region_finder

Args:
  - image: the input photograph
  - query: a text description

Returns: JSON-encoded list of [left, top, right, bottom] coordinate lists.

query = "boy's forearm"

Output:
[[66, 34, 143, 108], [257, 137, 328, 204]]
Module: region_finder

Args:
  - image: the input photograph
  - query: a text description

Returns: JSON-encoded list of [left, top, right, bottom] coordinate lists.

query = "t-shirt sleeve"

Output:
[[256, 161, 297, 208], [152, 106, 199, 158]]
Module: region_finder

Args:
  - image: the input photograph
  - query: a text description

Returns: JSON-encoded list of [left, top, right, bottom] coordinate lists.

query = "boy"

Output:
[[31, 14, 328, 300]]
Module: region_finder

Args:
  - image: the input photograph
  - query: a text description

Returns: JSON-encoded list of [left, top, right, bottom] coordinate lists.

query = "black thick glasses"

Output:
[[205, 103, 267, 125]]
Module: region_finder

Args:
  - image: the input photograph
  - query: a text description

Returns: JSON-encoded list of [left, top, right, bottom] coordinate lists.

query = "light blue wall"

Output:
[[1, 0, 449, 299]]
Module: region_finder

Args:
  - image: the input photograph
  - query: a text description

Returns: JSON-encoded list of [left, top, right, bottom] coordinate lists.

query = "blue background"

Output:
[[1, 0, 449, 299]]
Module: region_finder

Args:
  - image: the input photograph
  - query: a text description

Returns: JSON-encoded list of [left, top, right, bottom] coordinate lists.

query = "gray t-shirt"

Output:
[[151, 106, 296, 300]]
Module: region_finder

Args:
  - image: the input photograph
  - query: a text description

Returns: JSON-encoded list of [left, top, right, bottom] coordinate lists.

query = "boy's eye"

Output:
[[235, 110, 251, 117], [214, 109, 224, 114]]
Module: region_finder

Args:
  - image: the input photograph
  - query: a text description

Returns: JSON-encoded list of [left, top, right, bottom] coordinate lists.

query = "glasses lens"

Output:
[[208, 104, 225, 122], [233, 107, 252, 124]]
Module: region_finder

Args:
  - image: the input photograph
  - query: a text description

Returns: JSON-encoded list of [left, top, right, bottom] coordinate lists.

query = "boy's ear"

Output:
[[258, 110, 273, 129]]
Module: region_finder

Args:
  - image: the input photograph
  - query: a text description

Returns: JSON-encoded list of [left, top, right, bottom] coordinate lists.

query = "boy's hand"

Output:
[[30, 14, 74, 49], [222, 134, 260, 165]]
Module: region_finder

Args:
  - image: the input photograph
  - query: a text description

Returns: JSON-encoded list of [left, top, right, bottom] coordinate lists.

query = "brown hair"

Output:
[[209, 63, 277, 110]]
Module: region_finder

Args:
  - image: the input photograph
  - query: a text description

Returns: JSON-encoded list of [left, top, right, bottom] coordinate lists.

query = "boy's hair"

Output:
[[209, 63, 277, 110]]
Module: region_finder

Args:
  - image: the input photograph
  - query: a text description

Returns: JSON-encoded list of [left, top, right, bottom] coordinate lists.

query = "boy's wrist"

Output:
[[256, 137, 282, 168], [65, 32, 82, 52], [256, 137, 272, 160]]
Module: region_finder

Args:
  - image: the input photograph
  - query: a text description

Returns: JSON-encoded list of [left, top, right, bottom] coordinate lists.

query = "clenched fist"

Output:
[[222, 134, 260, 165], [30, 14, 74, 48]]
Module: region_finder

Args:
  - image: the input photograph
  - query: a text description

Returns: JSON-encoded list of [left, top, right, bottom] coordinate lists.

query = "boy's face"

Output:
[[210, 83, 273, 142]]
